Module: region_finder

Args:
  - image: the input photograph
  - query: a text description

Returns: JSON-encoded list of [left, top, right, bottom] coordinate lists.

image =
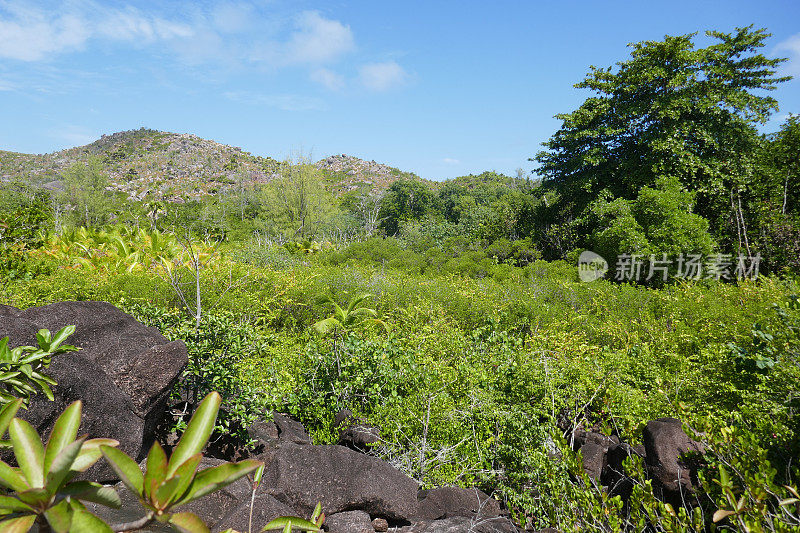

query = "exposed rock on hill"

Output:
[[0, 129, 427, 202]]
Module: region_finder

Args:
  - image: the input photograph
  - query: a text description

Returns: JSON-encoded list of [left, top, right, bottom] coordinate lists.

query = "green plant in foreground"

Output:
[[0, 398, 121, 531], [312, 293, 387, 335], [99, 391, 262, 532], [0, 325, 77, 406]]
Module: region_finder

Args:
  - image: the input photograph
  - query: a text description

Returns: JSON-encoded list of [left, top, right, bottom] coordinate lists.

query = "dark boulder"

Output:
[[643, 418, 705, 506], [212, 493, 295, 533], [398, 516, 521, 533], [333, 408, 381, 451], [264, 443, 419, 521], [0, 301, 187, 482], [417, 487, 501, 521], [325, 510, 375, 533]]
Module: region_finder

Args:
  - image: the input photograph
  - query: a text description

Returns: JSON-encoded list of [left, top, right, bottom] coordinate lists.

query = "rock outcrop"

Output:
[[0, 301, 187, 481]]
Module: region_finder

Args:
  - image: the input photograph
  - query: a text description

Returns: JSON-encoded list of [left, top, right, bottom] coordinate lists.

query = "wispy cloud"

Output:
[[442, 158, 460, 165], [774, 33, 800, 77], [359, 61, 408, 91], [285, 11, 354, 65], [224, 91, 325, 111], [0, 2, 193, 61]]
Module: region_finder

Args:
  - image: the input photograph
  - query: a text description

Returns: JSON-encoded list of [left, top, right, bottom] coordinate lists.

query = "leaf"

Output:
[[44, 401, 82, 473], [0, 495, 34, 513], [9, 418, 44, 488], [154, 475, 183, 510], [68, 508, 113, 533], [61, 481, 121, 509], [261, 516, 321, 532], [16, 487, 50, 508], [0, 460, 29, 492], [0, 398, 23, 437], [177, 460, 261, 505], [45, 438, 85, 493], [169, 512, 211, 533], [100, 446, 143, 495], [44, 498, 74, 533], [49, 326, 76, 351], [72, 439, 119, 473], [0, 515, 36, 533], [713, 509, 736, 522], [143, 441, 168, 500], [167, 392, 221, 477], [779, 498, 800, 506], [167, 454, 202, 506]]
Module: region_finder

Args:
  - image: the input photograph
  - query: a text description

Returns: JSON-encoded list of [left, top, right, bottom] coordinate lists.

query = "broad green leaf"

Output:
[[0, 515, 36, 533], [9, 418, 44, 488], [61, 481, 121, 509], [68, 508, 113, 533], [44, 401, 82, 473], [15, 487, 50, 508], [49, 326, 76, 351], [167, 454, 202, 506], [261, 516, 321, 532], [0, 460, 28, 492], [154, 476, 183, 509], [72, 438, 119, 473], [0, 398, 23, 437], [167, 392, 221, 477], [46, 438, 85, 493], [36, 329, 51, 351], [169, 512, 211, 533], [100, 446, 143, 495], [44, 498, 74, 533], [177, 460, 261, 505], [0, 495, 34, 513], [144, 441, 168, 499]]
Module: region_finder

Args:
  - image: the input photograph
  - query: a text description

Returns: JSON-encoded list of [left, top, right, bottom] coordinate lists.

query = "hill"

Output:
[[0, 128, 428, 202]]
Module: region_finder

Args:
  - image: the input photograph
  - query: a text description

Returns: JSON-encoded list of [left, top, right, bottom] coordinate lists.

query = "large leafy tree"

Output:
[[535, 27, 790, 248]]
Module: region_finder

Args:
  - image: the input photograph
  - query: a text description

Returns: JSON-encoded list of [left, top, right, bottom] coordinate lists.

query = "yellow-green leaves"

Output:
[[261, 516, 322, 532], [0, 400, 120, 532], [9, 418, 45, 488]]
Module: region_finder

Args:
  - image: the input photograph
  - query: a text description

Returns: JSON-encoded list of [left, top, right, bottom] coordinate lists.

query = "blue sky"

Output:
[[1, 1, 799, 181]]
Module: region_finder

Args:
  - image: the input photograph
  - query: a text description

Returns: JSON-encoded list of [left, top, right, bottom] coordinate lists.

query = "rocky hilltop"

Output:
[[0, 129, 426, 203]]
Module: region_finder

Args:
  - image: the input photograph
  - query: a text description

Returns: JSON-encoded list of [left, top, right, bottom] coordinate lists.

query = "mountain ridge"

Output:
[[0, 128, 428, 202]]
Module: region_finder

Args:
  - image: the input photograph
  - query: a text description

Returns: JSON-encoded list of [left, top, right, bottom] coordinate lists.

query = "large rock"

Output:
[[398, 516, 520, 533], [264, 443, 419, 521], [333, 408, 381, 451], [643, 418, 705, 505], [417, 487, 502, 521], [0, 301, 187, 481], [325, 510, 375, 533]]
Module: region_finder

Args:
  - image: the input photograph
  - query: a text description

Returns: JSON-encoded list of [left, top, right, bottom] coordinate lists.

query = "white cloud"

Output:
[[0, 2, 192, 61], [359, 61, 408, 91], [775, 33, 800, 77], [310, 67, 345, 90], [285, 11, 354, 65], [0, 9, 90, 60], [0, 78, 13, 91], [224, 91, 325, 111], [442, 158, 460, 165]]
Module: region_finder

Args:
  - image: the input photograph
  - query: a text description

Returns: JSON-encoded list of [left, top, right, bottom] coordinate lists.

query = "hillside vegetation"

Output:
[[1, 26, 799, 532]]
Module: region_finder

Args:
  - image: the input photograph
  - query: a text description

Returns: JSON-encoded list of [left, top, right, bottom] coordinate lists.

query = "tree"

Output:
[[261, 154, 337, 239], [534, 27, 790, 250], [378, 180, 437, 236], [61, 157, 112, 228]]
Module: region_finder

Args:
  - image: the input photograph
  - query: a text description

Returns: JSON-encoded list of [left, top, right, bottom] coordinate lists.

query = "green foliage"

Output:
[[100, 392, 262, 532], [0, 326, 77, 406], [378, 179, 437, 235], [312, 293, 387, 335], [0, 399, 121, 532]]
